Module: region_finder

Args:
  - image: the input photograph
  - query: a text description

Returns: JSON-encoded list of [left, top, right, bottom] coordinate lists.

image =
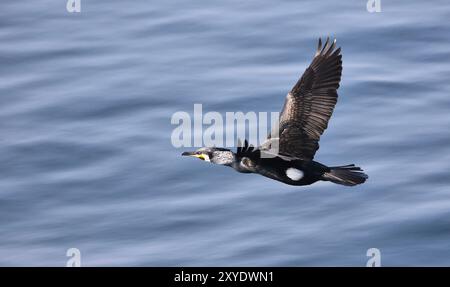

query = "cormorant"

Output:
[[182, 38, 368, 186]]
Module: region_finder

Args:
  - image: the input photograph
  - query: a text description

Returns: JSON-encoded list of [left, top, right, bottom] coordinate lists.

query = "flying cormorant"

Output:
[[182, 38, 368, 186]]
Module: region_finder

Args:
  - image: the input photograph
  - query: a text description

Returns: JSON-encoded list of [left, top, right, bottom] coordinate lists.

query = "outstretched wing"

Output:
[[263, 38, 342, 160]]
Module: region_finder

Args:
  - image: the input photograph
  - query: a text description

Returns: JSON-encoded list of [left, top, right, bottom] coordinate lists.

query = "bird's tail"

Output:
[[322, 164, 368, 186]]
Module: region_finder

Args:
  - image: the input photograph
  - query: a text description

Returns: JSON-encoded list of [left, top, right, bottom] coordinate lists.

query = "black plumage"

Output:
[[182, 38, 368, 187], [263, 37, 341, 160]]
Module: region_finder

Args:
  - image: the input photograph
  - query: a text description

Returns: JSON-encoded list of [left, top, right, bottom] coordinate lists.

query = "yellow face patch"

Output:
[[194, 154, 206, 160], [192, 153, 210, 162]]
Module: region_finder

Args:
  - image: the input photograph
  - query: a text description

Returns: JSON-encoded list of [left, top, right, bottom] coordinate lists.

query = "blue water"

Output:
[[1, 0, 450, 266]]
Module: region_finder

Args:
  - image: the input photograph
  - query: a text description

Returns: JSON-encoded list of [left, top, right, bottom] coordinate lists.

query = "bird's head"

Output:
[[182, 147, 235, 166]]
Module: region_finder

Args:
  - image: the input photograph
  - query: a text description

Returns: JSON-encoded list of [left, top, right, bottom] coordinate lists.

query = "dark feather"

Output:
[[263, 37, 342, 160], [236, 139, 257, 157]]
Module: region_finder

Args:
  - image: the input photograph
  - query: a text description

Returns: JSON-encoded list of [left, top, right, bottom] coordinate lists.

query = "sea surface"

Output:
[[1, 0, 450, 266]]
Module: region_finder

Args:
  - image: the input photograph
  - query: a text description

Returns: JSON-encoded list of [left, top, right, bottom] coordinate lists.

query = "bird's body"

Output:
[[182, 38, 368, 187], [235, 156, 327, 186]]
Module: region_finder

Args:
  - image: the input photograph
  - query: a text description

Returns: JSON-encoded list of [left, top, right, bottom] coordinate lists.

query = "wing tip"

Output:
[[316, 37, 341, 57]]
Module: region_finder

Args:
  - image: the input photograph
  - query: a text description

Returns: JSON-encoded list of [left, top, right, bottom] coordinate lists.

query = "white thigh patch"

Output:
[[286, 168, 304, 181]]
